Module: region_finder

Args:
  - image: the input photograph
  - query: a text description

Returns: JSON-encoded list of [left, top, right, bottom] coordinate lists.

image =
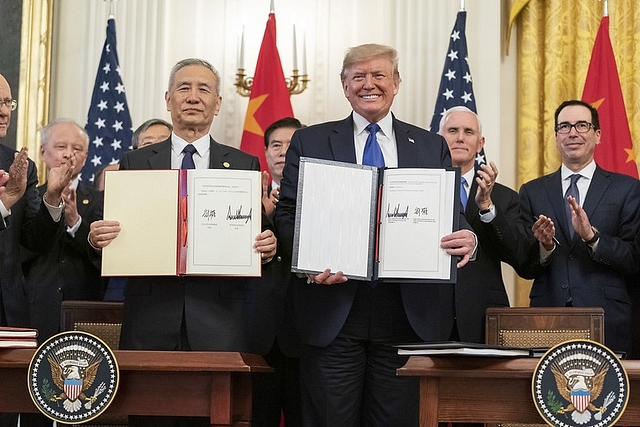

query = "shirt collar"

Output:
[[171, 133, 210, 158], [461, 168, 476, 187], [352, 111, 393, 138], [561, 160, 596, 181], [68, 177, 79, 190]]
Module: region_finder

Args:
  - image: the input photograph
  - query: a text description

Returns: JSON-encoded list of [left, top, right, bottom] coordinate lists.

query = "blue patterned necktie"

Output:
[[362, 123, 385, 168], [564, 174, 581, 238], [460, 177, 468, 211], [181, 144, 197, 169]]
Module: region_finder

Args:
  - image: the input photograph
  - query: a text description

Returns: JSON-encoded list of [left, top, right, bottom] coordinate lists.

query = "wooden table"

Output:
[[397, 356, 640, 426], [0, 349, 272, 426]]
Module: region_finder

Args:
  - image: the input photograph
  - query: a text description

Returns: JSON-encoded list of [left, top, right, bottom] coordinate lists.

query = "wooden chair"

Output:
[[485, 306, 604, 348], [60, 300, 125, 427], [485, 306, 605, 427], [60, 300, 124, 349]]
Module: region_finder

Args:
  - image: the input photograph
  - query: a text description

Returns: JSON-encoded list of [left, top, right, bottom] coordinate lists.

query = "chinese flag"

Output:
[[582, 16, 638, 178], [240, 12, 294, 174]]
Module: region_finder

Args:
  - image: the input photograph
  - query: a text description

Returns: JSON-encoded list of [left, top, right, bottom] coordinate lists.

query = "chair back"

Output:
[[486, 306, 604, 348], [60, 300, 124, 349]]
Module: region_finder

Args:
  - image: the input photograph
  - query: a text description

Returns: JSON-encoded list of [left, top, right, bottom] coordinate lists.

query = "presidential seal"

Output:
[[27, 331, 119, 423], [532, 339, 628, 427]]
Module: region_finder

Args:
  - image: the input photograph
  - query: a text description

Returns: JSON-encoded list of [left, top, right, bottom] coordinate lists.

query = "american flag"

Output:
[[429, 11, 485, 168], [82, 18, 133, 184]]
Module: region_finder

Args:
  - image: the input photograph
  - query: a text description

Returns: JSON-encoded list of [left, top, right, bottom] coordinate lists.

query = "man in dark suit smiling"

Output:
[[274, 44, 476, 427], [519, 99, 640, 355]]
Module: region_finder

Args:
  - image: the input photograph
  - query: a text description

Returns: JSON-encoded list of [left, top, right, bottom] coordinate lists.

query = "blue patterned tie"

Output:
[[460, 177, 468, 211], [362, 123, 385, 167], [565, 174, 581, 238], [181, 144, 196, 169]]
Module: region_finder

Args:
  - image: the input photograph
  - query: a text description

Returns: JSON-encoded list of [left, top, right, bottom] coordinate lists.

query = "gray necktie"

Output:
[[460, 177, 468, 211], [564, 174, 581, 238]]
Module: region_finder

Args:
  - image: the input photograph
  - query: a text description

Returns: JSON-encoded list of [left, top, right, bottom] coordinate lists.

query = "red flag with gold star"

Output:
[[239, 12, 294, 174], [582, 16, 638, 178]]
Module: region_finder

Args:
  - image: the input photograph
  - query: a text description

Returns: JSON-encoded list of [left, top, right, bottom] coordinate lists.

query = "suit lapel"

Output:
[[75, 183, 88, 214], [0, 145, 15, 169], [466, 178, 479, 218], [582, 166, 610, 220], [395, 119, 423, 168], [209, 137, 237, 169], [329, 116, 357, 163], [75, 182, 95, 216], [147, 139, 172, 169], [541, 169, 575, 242]]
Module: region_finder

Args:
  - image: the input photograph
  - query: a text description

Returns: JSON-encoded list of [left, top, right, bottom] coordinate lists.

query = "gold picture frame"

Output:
[[17, 0, 53, 184]]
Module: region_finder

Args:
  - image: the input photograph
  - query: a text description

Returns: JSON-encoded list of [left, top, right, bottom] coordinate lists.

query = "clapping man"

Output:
[[519, 100, 640, 355]]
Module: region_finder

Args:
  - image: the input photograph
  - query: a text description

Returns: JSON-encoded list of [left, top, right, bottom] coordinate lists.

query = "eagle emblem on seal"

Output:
[[28, 332, 119, 423], [551, 358, 614, 424], [47, 356, 104, 413], [532, 340, 628, 427]]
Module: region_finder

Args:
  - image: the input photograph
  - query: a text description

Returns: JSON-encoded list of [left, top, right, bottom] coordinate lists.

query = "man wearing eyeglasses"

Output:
[[518, 99, 640, 356], [0, 73, 76, 427]]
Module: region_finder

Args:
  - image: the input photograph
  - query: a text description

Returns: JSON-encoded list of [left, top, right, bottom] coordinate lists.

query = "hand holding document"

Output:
[[101, 169, 262, 277], [292, 158, 459, 283]]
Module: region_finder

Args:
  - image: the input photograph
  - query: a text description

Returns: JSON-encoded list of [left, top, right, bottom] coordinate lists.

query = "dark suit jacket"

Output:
[[519, 165, 640, 354], [273, 114, 470, 347], [117, 137, 264, 352], [244, 252, 300, 357], [22, 182, 104, 341], [0, 144, 64, 327], [448, 180, 524, 343], [245, 182, 300, 357]]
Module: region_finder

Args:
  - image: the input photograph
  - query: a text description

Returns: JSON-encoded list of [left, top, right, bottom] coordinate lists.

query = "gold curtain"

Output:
[[510, 0, 640, 306]]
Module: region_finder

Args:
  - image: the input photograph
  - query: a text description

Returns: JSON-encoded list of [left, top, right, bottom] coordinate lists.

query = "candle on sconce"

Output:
[[238, 26, 245, 69], [302, 30, 307, 75], [292, 25, 298, 71]]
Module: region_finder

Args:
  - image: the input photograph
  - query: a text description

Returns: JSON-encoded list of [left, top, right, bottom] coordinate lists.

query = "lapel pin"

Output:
[[408, 137, 415, 144], [223, 162, 231, 168], [82, 199, 89, 205]]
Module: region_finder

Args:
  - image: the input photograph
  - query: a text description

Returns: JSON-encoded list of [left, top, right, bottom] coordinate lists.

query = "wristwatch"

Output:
[[479, 204, 493, 215], [583, 226, 600, 246]]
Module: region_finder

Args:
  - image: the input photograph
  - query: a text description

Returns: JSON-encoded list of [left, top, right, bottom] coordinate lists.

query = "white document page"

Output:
[[186, 169, 261, 276], [378, 168, 454, 280], [293, 159, 377, 279], [102, 170, 179, 276]]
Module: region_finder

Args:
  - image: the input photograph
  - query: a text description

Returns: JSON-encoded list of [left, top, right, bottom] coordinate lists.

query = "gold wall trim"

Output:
[[17, 0, 53, 184]]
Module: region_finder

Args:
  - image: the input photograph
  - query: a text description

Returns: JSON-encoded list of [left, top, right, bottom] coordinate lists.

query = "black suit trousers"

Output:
[[299, 283, 420, 427]]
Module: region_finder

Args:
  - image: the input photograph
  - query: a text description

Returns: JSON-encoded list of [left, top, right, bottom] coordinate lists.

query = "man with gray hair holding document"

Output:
[[89, 58, 277, 427]]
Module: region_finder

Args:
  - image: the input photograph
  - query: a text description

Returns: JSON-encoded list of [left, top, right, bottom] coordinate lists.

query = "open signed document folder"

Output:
[[292, 157, 460, 283], [102, 169, 261, 277]]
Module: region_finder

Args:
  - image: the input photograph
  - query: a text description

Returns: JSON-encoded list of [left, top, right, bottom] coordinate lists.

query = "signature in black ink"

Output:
[[387, 203, 409, 219], [227, 205, 252, 224], [202, 209, 216, 220]]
